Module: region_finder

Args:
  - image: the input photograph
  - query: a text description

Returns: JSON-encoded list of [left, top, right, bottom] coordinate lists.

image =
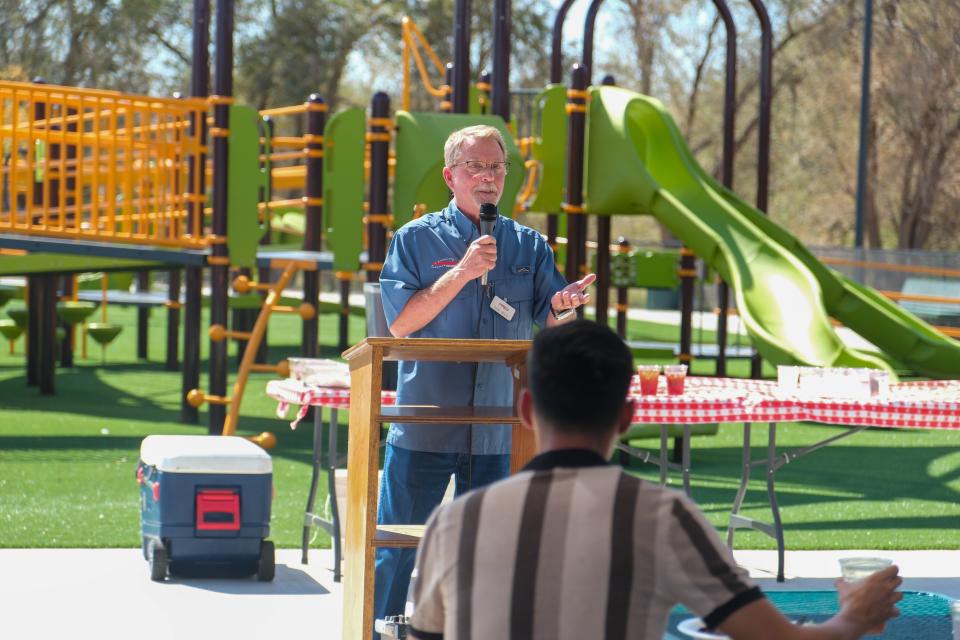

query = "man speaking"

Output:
[[376, 124, 595, 625]]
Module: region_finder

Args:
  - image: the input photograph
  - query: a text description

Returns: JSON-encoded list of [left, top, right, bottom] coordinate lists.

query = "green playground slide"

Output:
[[704, 181, 960, 377], [585, 86, 960, 378]]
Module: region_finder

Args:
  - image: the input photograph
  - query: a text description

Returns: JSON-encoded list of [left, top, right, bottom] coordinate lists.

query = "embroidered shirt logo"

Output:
[[431, 259, 458, 269]]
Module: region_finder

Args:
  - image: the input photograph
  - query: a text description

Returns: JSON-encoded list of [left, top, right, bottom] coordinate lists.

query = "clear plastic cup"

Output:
[[664, 364, 688, 396], [838, 557, 893, 582], [637, 365, 661, 396], [951, 600, 960, 640]]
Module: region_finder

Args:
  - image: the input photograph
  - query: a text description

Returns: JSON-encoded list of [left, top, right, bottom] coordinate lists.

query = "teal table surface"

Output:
[[665, 590, 953, 640]]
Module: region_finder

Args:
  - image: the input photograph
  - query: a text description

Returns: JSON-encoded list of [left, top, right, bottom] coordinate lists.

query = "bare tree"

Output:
[[874, 1, 960, 249]]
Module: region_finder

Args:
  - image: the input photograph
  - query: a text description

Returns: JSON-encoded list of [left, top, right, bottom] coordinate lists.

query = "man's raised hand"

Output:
[[551, 273, 596, 314]]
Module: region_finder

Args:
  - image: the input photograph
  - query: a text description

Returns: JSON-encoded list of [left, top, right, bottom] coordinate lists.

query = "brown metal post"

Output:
[[712, 0, 737, 377], [548, 0, 577, 249], [367, 93, 390, 284], [616, 237, 631, 338], [136, 271, 150, 360], [563, 65, 589, 294], [441, 64, 454, 113], [337, 272, 352, 353], [476, 70, 491, 115], [59, 275, 74, 367], [593, 74, 617, 326], [302, 94, 326, 357], [208, 0, 234, 434], [182, 0, 210, 424], [166, 269, 181, 371], [452, 0, 471, 113]]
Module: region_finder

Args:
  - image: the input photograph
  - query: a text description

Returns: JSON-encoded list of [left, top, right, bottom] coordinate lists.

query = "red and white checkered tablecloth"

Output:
[[266, 376, 960, 431], [748, 379, 960, 429], [266, 379, 397, 429]]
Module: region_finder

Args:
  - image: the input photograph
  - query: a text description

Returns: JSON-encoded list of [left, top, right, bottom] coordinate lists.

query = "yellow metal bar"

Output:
[[401, 17, 448, 100], [259, 104, 308, 117], [269, 136, 308, 148], [222, 262, 301, 436]]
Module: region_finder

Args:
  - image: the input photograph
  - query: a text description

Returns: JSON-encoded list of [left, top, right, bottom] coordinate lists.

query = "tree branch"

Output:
[[144, 24, 190, 66]]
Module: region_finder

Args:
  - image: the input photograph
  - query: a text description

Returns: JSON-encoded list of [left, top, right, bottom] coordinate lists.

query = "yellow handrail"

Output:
[[401, 16, 450, 111], [0, 80, 210, 249]]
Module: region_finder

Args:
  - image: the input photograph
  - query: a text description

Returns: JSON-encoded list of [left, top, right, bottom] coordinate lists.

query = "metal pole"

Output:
[[563, 64, 588, 291], [182, 0, 209, 424], [477, 70, 491, 114], [550, 0, 577, 84], [208, 0, 233, 433], [616, 237, 631, 338], [453, 0, 471, 113], [582, 0, 606, 83], [136, 271, 150, 360], [442, 63, 454, 112], [367, 93, 391, 284], [548, 0, 577, 248], [492, 0, 511, 121], [746, 0, 772, 380], [303, 94, 326, 357], [594, 74, 616, 325], [853, 0, 873, 249], [712, 0, 737, 377]]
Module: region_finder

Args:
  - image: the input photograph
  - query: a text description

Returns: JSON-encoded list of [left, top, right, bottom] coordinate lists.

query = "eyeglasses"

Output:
[[450, 160, 510, 176]]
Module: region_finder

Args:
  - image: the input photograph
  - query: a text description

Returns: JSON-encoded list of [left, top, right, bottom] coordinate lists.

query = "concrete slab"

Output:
[[1, 548, 956, 639]]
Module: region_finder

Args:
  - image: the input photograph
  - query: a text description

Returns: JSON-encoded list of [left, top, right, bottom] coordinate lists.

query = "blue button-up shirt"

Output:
[[380, 201, 568, 454]]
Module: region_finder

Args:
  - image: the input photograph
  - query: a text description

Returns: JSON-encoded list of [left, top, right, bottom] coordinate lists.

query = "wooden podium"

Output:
[[340, 337, 533, 640]]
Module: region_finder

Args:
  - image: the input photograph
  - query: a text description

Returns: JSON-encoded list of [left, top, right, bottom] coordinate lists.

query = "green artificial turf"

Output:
[[0, 302, 958, 550]]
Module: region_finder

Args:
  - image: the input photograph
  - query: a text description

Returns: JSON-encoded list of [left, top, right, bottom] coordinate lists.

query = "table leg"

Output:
[[726, 422, 752, 548], [659, 425, 669, 486], [329, 408, 342, 583], [766, 422, 786, 582], [302, 406, 324, 565], [681, 425, 692, 497]]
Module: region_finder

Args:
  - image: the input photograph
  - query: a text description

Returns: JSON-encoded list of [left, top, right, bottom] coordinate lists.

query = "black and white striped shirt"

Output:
[[409, 449, 762, 639]]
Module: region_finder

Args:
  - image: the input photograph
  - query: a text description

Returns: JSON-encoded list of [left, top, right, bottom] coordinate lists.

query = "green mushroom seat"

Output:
[[7, 307, 28, 328], [0, 319, 24, 341], [86, 323, 124, 346], [0, 285, 17, 309], [57, 301, 98, 325]]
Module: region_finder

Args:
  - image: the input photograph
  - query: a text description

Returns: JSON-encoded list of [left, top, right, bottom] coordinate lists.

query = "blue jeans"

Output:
[[373, 444, 510, 626]]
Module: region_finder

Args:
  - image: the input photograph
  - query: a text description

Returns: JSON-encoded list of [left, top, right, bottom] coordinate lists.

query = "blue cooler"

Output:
[[137, 435, 274, 582]]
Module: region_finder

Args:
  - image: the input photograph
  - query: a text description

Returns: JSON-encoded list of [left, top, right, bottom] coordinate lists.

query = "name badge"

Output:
[[490, 296, 516, 322]]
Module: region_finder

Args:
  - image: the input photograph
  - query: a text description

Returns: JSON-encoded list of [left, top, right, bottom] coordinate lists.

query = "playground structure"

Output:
[[2, 0, 960, 449]]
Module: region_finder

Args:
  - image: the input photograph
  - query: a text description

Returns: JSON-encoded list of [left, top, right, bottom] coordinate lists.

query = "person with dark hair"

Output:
[[407, 320, 902, 640], [375, 124, 596, 627]]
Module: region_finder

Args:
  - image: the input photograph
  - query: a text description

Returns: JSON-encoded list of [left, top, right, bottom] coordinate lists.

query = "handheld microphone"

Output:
[[479, 203, 498, 287]]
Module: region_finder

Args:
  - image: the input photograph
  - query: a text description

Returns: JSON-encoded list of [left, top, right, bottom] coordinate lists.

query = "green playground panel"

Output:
[[227, 104, 270, 269], [392, 111, 524, 229], [323, 107, 365, 272], [526, 84, 567, 215]]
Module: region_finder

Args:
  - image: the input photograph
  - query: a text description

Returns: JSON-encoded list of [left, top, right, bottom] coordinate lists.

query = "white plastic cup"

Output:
[[838, 557, 893, 582]]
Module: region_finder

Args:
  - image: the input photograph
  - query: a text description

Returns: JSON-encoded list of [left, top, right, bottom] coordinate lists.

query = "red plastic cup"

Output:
[[664, 364, 687, 396], [637, 365, 661, 396]]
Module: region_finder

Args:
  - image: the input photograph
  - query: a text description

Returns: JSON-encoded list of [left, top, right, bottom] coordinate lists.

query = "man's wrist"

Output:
[[551, 305, 576, 321]]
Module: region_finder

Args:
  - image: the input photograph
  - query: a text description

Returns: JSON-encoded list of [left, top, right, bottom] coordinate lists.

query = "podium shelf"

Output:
[[343, 337, 530, 364], [373, 525, 426, 548], [377, 405, 522, 424]]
